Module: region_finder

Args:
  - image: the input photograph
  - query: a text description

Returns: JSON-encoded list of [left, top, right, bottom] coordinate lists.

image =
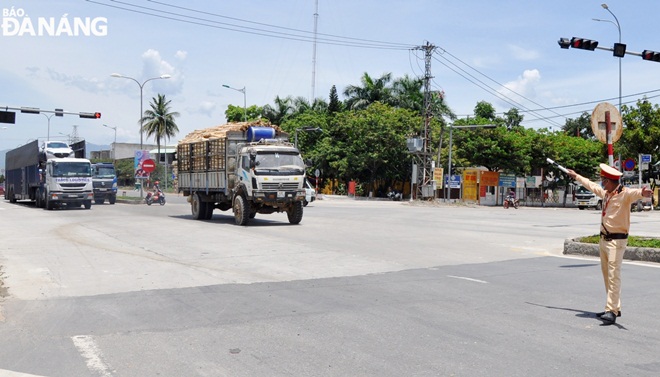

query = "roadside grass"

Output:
[[578, 235, 660, 248]]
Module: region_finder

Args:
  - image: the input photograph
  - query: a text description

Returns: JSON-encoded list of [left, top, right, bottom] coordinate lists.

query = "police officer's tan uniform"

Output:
[[568, 163, 651, 324]]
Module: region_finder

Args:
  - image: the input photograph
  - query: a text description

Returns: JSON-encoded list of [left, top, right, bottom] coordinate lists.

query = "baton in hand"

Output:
[[546, 158, 569, 174]]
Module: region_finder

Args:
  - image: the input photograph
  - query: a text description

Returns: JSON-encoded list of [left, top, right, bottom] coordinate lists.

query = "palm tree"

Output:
[[292, 96, 329, 116], [343, 72, 394, 110], [140, 93, 180, 170], [392, 74, 424, 113], [262, 95, 293, 125]]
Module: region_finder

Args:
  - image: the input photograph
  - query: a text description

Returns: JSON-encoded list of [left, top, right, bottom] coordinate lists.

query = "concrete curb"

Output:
[[563, 237, 660, 263]]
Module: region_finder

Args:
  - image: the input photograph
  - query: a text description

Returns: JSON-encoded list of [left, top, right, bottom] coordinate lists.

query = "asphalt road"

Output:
[[0, 197, 659, 376]]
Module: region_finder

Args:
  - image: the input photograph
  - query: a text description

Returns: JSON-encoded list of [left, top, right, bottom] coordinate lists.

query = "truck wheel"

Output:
[[46, 193, 54, 210], [203, 202, 214, 219], [35, 188, 42, 208], [303, 200, 309, 207], [84, 201, 92, 209], [109, 196, 116, 204], [191, 192, 208, 220], [595, 201, 602, 211], [9, 188, 16, 203], [287, 201, 304, 224], [233, 195, 250, 226]]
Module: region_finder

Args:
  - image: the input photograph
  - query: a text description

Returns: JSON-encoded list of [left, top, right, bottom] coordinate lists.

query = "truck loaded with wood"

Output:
[[176, 122, 307, 225]]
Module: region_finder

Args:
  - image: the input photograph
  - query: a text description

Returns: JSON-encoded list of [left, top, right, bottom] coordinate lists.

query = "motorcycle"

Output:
[[145, 186, 166, 206], [387, 190, 402, 201], [503, 195, 519, 209]]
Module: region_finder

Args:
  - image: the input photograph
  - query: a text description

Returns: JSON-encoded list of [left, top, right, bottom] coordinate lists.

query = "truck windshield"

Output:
[[254, 152, 305, 174], [576, 186, 594, 195], [94, 166, 116, 178], [52, 162, 92, 177]]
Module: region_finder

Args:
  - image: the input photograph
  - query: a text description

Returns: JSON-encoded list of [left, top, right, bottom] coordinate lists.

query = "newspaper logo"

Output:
[[2, 7, 107, 37]]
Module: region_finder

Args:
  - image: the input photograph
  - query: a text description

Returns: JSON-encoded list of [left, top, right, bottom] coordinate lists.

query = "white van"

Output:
[[575, 185, 602, 210], [304, 178, 316, 206]]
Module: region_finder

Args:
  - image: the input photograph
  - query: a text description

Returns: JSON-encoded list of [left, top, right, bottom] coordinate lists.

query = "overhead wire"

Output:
[[88, 0, 660, 127], [88, 0, 415, 50], [432, 52, 565, 128]]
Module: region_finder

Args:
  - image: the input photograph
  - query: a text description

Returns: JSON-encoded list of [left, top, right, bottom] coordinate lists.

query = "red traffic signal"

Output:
[[80, 112, 101, 119], [642, 50, 660, 62], [570, 37, 598, 51]]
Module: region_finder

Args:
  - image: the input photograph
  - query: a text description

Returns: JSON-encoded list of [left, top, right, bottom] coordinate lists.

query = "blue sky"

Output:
[[2, 0, 660, 153]]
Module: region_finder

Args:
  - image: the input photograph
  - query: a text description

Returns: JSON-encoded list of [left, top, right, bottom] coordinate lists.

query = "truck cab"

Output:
[[575, 184, 602, 210], [41, 158, 94, 209], [91, 162, 117, 204]]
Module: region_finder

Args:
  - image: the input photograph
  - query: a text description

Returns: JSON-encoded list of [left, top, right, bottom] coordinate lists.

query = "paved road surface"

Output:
[[1, 197, 659, 376]]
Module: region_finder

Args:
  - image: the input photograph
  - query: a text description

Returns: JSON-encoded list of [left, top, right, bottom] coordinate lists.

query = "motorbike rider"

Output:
[[507, 188, 515, 202]]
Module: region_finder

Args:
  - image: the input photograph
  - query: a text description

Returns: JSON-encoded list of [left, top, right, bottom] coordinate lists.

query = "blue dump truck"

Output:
[[91, 162, 117, 204], [4, 140, 93, 210]]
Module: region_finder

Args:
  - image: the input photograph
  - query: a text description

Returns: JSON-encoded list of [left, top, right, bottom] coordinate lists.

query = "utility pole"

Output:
[[413, 42, 436, 199], [311, 0, 319, 102]]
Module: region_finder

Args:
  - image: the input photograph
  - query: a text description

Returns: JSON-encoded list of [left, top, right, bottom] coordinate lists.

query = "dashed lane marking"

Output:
[[71, 335, 113, 377]]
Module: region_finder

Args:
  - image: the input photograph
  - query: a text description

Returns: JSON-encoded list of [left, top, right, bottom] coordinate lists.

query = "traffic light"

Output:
[[642, 50, 660, 62], [558, 38, 571, 49], [613, 43, 626, 58], [570, 37, 598, 51], [55, 108, 64, 117], [79, 112, 101, 119], [0, 110, 15, 124]]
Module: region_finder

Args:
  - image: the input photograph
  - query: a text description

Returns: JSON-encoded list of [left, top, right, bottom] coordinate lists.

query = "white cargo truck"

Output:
[[177, 123, 307, 225]]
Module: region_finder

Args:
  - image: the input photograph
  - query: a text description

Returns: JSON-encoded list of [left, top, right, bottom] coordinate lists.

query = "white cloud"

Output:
[[175, 50, 188, 60], [139, 49, 183, 95], [499, 69, 541, 101], [508, 45, 540, 61], [188, 101, 217, 117]]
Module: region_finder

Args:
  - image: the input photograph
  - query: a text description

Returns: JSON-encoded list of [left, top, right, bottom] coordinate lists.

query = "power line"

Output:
[[89, 0, 415, 50]]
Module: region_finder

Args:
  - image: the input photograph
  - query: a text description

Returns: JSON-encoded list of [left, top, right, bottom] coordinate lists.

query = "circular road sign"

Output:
[[623, 158, 636, 171], [591, 102, 623, 144], [142, 159, 157, 173]]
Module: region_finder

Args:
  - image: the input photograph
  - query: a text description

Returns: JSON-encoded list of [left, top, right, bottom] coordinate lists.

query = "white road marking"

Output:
[[71, 335, 113, 377], [0, 370, 49, 376], [447, 275, 488, 284]]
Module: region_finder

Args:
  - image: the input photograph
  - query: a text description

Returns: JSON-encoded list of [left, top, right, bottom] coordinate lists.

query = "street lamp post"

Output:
[[111, 72, 171, 198], [446, 124, 495, 202], [102, 124, 117, 161], [294, 127, 322, 149], [43, 113, 56, 142], [222, 84, 247, 122], [593, 3, 622, 113]]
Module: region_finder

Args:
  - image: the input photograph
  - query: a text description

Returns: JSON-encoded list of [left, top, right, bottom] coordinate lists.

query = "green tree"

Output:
[[619, 99, 660, 162], [562, 112, 593, 139], [140, 93, 180, 170], [225, 104, 263, 122], [343, 72, 394, 110], [262, 95, 293, 125], [292, 96, 328, 116], [503, 108, 524, 130], [319, 103, 419, 190], [328, 85, 343, 114], [392, 74, 423, 114], [473, 101, 497, 120]]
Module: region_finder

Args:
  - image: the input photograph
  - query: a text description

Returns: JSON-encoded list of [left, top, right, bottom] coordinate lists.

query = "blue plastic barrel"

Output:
[[246, 127, 276, 142]]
